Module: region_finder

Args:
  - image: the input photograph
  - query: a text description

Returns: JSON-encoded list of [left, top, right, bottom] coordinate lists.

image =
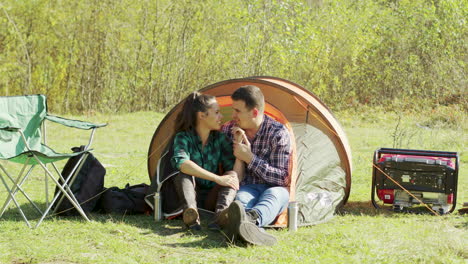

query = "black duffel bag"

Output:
[[97, 183, 151, 215]]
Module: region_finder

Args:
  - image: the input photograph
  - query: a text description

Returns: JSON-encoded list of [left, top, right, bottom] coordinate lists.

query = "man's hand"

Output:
[[231, 126, 245, 144], [233, 131, 253, 164], [215, 171, 239, 190]]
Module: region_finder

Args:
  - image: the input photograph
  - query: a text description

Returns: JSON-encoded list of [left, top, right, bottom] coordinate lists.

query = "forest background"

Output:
[[0, 0, 466, 114]]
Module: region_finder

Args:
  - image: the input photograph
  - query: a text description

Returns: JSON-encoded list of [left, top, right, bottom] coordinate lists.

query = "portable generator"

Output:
[[371, 148, 459, 214]]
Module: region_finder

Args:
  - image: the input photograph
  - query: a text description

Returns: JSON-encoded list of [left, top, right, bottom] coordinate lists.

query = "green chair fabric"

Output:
[[0, 95, 105, 165], [0, 94, 106, 228]]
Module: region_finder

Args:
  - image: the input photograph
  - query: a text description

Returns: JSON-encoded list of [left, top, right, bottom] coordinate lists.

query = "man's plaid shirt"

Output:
[[171, 130, 235, 189], [222, 115, 291, 187]]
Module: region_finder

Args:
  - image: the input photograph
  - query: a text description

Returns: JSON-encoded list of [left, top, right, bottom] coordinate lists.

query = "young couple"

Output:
[[171, 85, 291, 246]]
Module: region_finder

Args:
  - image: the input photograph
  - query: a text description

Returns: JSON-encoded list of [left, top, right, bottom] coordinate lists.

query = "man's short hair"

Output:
[[231, 85, 265, 111]]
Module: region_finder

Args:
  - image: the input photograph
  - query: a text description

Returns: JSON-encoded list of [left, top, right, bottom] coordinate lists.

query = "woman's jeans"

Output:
[[235, 184, 289, 227]]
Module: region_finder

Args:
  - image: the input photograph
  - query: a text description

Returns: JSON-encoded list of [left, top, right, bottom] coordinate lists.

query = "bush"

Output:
[[0, 0, 465, 113]]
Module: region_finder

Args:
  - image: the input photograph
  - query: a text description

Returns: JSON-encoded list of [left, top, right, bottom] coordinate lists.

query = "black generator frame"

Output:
[[371, 148, 459, 213]]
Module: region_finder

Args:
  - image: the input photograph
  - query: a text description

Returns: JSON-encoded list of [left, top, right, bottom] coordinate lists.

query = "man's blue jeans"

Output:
[[235, 184, 289, 227]]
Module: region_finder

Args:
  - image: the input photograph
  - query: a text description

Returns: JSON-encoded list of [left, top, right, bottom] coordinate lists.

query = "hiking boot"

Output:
[[246, 209, 260, 225], [238, 222, 277, 246], [189, 223, 202, 231], [207, 222, 221, 231], [208, 209, 229, 231], [240, 209, 277, 246], [183, 207, 200, 230], [217, 208, 229, 227], [224, 201, 246, 241]]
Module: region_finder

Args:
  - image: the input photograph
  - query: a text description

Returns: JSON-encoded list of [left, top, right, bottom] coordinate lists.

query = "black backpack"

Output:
[[97, 183, 151, 215], [53, 146, 106, 216]]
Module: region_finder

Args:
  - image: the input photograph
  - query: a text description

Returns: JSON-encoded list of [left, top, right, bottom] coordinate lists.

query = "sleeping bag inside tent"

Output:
[[147, 76, 352, 226]]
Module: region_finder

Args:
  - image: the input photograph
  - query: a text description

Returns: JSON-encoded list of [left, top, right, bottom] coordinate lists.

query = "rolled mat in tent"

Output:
[[147, 76, 352, 226]]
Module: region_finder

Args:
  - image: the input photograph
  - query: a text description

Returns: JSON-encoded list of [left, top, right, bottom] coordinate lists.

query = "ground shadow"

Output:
[[337, 200, 460, 217], [91, 210, 237, 249], [0, 201, 237, 248], [0, 202, 238, 248], [0, 201, 52, 224], [337, 200, 391, 216]]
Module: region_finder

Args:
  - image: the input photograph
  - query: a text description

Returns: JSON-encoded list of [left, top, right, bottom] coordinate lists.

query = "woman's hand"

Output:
[[215, 171, 239, 190]]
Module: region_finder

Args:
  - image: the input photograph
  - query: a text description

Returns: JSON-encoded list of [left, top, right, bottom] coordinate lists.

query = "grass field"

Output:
[[0, 106, 466, 264]]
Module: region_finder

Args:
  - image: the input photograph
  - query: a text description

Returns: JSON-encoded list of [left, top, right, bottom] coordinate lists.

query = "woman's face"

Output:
[[200, 100, 223, 130]]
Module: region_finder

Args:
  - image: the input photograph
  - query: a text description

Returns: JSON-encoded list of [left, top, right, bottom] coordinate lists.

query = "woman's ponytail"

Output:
[[174, 92, 215, 132]]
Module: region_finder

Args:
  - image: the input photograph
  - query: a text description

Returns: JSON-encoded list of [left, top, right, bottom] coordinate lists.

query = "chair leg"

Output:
[[42, 122, 49, 208], [50, 156, 86, 212], [0, 169, 32, 228], [0, 162, 28, 216], [44, 165, 49, 208], [0, 162, 42, 217], [33, 159, 90, 228], [15, 166, 42, 213]]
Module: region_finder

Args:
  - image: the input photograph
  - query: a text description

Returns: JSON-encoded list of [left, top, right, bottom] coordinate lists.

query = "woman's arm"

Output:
[[180, 160, 239, 190]]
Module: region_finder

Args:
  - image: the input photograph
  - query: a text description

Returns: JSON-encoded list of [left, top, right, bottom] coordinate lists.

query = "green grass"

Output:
[[0, 106, 466, 264]]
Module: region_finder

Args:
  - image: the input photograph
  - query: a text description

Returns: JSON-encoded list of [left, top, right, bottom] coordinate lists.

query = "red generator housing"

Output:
[[371, 148, 459, 214]]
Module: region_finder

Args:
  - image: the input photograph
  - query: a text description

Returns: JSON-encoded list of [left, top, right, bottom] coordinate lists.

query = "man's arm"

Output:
[[233, 127, 291, 186], [233, 158, 245, 182], [247, 129, 291, 186], [218, 129, 244, 184]]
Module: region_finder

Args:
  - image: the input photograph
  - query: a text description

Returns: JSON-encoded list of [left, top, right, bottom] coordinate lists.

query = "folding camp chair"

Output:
[[0, 95, 106, 228]]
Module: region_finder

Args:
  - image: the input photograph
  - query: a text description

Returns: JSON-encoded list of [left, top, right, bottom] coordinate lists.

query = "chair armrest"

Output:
[[45, 115, 107, 130]]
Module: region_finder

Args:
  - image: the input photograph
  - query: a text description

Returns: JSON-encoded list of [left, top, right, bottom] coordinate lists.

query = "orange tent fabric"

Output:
[[148, 76, 352, 226]]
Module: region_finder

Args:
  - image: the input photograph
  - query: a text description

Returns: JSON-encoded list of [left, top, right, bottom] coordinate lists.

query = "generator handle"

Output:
[[376, 148, 458, 159]]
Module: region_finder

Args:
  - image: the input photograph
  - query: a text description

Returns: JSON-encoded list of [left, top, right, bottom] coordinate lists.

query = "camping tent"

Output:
[[147, 76, 352, 226]]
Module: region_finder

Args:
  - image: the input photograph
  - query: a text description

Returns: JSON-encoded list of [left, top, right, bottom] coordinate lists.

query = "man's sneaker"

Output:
[[183, 207, 200, 230], [238, 222, 277, 246], [224, 201, 246, 241]]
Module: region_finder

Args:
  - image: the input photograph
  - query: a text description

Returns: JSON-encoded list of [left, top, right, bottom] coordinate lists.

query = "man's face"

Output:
[[231, 100, 254, 129]]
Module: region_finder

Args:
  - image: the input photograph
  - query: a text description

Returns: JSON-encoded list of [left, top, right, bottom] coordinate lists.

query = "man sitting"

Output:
[[222, 85, 291, 246]]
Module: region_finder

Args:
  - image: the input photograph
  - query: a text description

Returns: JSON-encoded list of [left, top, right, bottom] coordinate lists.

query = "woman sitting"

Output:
[[171, 92, 243, 230]]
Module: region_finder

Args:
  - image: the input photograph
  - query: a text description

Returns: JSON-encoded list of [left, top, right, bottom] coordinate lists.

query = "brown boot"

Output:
[[208, 208, 229, 231], [183, 207, 201, 230], [217, 208, 229, 227], [209, 185, 236, 231], [174, 173, 201, 230]]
